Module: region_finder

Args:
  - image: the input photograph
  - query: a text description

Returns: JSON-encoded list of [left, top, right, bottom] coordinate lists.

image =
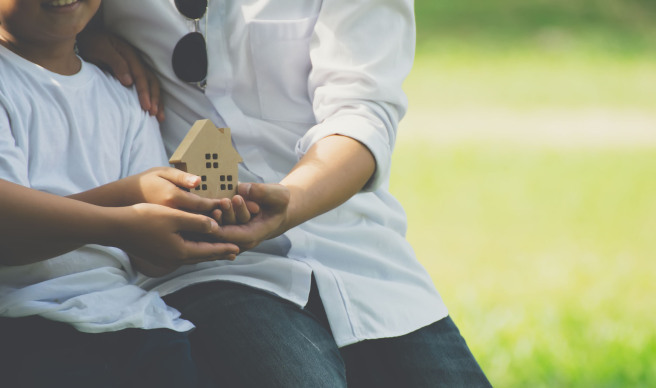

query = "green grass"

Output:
[[393, 2, 656, 385], [410, 0, 656, 112], [389, 144, 656, 387], [414, 0, 656, 56], [406, 51, 656, 111]]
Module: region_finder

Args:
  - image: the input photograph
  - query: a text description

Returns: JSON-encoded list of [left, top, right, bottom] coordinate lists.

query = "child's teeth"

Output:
[[50, 0, 77, 6]]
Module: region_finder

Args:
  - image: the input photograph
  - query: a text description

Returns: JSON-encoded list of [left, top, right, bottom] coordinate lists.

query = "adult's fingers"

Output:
[[232, 195, 251, 224], [146, 69, 162, 118], [210, 208, 223, 225], [236, 183, 260, 214], [82, 33, 133, 86], [218, 198, 237, 225], [155, 95, 166, 122], [244, 199, 260, 215], [110, 37, 154, 112]]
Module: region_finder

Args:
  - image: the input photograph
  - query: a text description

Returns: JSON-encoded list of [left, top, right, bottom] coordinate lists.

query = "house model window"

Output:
[[169, 119, 242, 199]]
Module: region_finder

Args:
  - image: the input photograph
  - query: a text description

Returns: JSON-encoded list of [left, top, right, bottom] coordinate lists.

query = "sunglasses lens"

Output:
[[172, 32, 208, 83], [174, 0, 208, 20]]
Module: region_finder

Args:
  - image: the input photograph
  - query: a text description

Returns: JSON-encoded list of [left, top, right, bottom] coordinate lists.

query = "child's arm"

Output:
[[68, 167, 258, 225], [64, 167, 256, 276], [0, 179, 239, 268], [68, 167, 222, 211]]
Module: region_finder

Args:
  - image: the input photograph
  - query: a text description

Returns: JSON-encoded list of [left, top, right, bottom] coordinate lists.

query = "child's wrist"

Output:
[[114, 174, 142, 207], [93, 206, 132, 248]]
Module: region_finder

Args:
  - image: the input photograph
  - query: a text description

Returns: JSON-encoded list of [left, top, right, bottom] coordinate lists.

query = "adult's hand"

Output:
[[77, 30, 165, 122], [215, 135, 376, 252], [215, 183, 291, 252], [212, 183, 262, 226]]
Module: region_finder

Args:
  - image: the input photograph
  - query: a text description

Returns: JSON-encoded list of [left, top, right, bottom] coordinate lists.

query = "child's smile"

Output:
[[43, 0, 82, 11], [0, 0, 101, 42], [0, 0, 101, 74]]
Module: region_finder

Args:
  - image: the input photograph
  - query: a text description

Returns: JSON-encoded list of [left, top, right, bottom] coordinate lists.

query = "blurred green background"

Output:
[[390, 1, 656, 386]]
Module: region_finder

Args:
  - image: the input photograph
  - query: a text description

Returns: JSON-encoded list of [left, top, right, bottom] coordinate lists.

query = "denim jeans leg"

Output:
[[163, 281, 347, 388], [340, 316, 493, 388], [0, 317, 202, 388], [115, 329, 205, 388]]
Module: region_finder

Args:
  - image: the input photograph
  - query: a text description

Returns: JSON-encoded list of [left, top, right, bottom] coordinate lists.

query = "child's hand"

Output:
[[125, 167, 223, 214], [113, 203, 239, 277]]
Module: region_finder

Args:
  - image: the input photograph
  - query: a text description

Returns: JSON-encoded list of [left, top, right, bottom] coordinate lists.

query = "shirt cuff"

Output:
[[295, 113, 392, 192]]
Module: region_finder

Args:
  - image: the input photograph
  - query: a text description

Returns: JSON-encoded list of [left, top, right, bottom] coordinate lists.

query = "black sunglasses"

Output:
[[172, 0, 208, 85]]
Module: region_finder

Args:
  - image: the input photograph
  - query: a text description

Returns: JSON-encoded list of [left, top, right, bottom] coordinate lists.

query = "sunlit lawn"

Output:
[[390, 50, 656, 387]]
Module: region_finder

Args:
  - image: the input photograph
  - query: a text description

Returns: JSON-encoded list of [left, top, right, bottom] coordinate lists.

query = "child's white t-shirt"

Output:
[[0, 45, 194, 333]]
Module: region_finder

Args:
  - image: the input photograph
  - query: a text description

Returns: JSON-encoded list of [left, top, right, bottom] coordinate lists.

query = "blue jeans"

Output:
[[0, 316, 206, 388], [163, 280, 492, 387]]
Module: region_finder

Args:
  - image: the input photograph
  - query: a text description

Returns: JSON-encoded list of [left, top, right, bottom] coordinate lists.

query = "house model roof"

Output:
[[169, 119, 242, 199]]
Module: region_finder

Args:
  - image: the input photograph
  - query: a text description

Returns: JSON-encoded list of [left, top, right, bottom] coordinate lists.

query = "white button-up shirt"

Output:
[[103, 0, 448, 346]]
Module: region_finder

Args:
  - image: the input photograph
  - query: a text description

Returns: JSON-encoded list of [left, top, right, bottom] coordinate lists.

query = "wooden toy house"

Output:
[[169, 119, 242, 198]]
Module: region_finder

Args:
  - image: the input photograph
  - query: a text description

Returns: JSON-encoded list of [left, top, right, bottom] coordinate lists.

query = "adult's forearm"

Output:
[[280, 134, 375, 229]]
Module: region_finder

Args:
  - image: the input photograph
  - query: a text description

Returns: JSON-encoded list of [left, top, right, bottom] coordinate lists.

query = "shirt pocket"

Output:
[[249, 17, 317, 124]]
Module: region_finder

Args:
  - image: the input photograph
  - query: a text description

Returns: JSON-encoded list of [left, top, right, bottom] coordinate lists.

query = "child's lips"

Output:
[[42, 0, 81, 9]]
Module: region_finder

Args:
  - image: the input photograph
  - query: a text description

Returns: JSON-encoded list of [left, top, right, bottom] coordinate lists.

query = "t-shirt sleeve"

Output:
[[0, 100, 30, 186], [120, 95, 169, 178]]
